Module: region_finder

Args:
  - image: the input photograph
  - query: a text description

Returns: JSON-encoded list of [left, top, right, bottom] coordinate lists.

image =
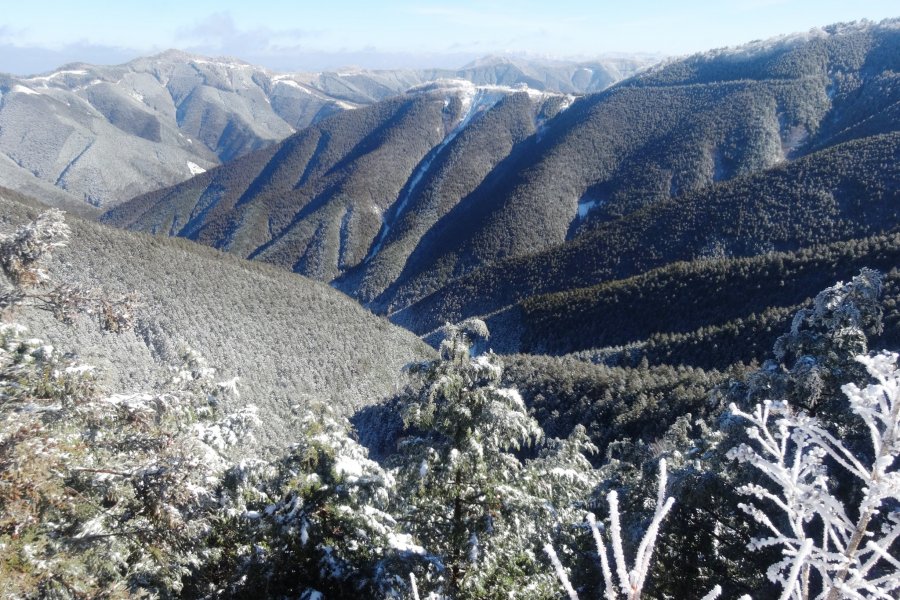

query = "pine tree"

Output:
[[393, 320, 603, 598], [0, 211, 256, 597], [207, 403, 411, 598], [393, 320, 542, 595]]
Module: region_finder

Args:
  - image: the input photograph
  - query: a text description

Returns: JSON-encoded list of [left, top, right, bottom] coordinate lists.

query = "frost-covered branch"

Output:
[[0, 320, 253, 597], [0, 210, 135, 331], [728, 351, 900, 600], [590, 460, 676, 600], [548, 459, 719, 600]]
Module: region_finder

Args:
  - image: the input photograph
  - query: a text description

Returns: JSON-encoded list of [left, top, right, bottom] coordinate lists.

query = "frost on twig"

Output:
[[0, 210, 136, 332], [588, 459, 675, 600], [544, 543, 580, 600], [728, 351, 900, 600], [548, 459, 719, 600]]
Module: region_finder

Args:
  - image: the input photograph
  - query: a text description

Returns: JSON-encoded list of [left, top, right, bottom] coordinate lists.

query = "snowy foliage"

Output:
[[202, 403, 411, 598], [0, 320, 253, 597], [0, 212, 256, 597], [545, 459, 722, 600], [4, 211, 897, 599], [754, 268, 884, 412], [587, 459, 676, 600], [0, 209, 69, 288], [396, 320, 603, 598], [728, 352, 900, 599], [0, 209, 135, 331]]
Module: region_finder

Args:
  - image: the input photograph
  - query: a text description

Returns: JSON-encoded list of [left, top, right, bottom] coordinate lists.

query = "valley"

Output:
[[1, 12, 898, 600], [105, 20, 900, 360]]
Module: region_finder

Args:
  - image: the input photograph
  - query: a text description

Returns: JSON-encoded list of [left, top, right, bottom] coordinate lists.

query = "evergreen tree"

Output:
[[394, 320, 601, 598], [0, 211, 256, 597], [205, 403, 414, 599]]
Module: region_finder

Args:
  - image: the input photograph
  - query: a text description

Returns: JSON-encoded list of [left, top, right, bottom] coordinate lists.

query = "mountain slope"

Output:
[[0, 187, 432, 447], [0, 52, 308, 209], [511, 231, 900, 361], [1, 52, 649, 210], [376, 20, 900, 312], [105, 81, 572, 285], [106, 21, 900, 323], [391, 131, 900, 338]]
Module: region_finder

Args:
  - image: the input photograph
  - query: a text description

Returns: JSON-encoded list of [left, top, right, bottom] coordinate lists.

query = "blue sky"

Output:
[[1, 1, 897, 74]]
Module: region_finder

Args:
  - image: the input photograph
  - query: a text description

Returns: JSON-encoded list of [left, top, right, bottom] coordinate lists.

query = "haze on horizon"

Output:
[[1, 0, 897, 75]]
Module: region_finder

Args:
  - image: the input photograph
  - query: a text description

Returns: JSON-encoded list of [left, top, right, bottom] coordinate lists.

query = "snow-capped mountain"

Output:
[[0, 51, 652, 212], [106, 19, 900, 354]]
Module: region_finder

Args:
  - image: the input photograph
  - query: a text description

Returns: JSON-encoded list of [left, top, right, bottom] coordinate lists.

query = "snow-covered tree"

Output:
[[744, 268, 883, 415], [0, 211, 256, 597], [728, 351, 900, 599], [394, 320, 542, 596], [0, 208, 134, 331], [393, 320, 605, 598], [201, 403, 419, 598]]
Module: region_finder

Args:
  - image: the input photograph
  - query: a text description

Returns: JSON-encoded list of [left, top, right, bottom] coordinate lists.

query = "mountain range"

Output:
[[0, 51, 650, 214], [2, 18, 900, 598], [104, 19, 900, 360]]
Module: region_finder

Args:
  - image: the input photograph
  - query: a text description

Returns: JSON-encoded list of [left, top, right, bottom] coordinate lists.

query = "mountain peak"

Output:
[[141, 49, 256, 70]]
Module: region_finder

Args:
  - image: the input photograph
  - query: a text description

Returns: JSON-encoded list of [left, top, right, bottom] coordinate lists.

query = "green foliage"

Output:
[[197, 405, 405, 598], [396, 130, 900, 339], [388, 321, 602, 598], [0, 211, 256, 598], [516, 232, 900, 366]]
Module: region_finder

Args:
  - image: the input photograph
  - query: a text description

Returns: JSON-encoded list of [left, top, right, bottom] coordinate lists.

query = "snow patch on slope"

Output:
[[187, 161, 206, 175], [26, 69, 88, 83], [364, 82, 515, 263], [408, 78, 564, 104], [273, 77, 308, 92], [780, 125, 808, 159], [577, 198, 599, 218], [12, 85, 40, 96]]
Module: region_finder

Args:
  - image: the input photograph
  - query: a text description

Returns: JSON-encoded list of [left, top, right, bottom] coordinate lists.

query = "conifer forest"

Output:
[[0, 12, 899, 600]]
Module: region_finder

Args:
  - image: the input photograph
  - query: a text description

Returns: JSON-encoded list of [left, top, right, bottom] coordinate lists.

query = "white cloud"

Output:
[[175, 12, 318, 56]]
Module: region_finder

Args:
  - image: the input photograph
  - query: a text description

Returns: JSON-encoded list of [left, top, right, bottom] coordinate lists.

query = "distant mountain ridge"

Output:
[[0, 51, 652, 211]]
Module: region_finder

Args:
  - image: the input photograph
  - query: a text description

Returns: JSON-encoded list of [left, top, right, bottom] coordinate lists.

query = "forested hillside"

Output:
[[104, 81, 571, 285], [0, 188, 431, 446], [397, 131, 900, 339], [105, 20, 900, 360]]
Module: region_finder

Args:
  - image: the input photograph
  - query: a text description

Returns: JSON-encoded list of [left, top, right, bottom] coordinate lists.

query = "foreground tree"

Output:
[[729, 351, 900, 599], [201, 403, 416, 599], [394, 320, 602, 598], [0, 211, 256, 597]]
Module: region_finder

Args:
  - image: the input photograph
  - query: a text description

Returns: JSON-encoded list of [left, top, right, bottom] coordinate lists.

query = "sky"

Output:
[[0, 1, 897, 75]]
